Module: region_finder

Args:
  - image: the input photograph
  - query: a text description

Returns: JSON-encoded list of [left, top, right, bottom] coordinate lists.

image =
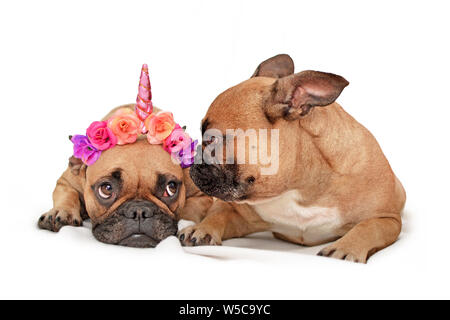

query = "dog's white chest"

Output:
[[251, 190, 342, 245]]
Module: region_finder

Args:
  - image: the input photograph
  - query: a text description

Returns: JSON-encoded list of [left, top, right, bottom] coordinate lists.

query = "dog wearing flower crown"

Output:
[[38, 65, 213, 248]]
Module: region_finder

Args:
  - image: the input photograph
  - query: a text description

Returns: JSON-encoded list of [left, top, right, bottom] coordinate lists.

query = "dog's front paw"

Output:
[[38, 209, 82, 232], [318, 241, 368, 264], [178, 224, 221, 247]]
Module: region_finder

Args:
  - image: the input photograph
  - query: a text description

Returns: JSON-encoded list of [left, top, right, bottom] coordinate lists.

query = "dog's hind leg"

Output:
[[317, 214, 402, 263]]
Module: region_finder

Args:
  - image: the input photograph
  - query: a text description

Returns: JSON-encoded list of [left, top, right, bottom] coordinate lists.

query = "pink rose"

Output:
[[86, 121, 117, 151], [163, 127, 191, 154], [107, 108, 140, 145], [145, 111, 176, 144]]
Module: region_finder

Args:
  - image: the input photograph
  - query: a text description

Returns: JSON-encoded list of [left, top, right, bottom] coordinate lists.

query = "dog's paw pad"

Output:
[[318, 244, 366, 264], [38, 209, 82, 232], [178, 225, 221, 247]]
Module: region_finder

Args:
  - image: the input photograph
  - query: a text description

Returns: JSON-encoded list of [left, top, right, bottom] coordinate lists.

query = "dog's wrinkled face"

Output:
[[190, 54, 348, 203], [83, 138, 183, 248], [190, 76, 296, 202]]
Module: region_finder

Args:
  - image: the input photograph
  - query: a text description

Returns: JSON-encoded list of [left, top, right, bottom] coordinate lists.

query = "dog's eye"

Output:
[[98, 183, 113, 199], [164, 181, 177, 197], [203, 135, 218, 146]]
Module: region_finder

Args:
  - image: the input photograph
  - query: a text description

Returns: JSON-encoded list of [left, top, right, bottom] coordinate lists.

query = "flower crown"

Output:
[[71, 64, 197, 168]]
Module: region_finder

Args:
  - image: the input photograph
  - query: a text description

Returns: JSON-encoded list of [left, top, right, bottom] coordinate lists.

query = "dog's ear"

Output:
[[251, 54, 295, 79], [67, 135, 86, 176], [264, 70, 349, 121], [69, 156, 86, 176]]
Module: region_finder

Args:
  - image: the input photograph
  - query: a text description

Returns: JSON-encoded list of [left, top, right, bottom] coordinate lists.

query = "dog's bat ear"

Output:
[[69, 156, 86, 176], [264, 70, 349, 121], [251, 54, 294, 79]]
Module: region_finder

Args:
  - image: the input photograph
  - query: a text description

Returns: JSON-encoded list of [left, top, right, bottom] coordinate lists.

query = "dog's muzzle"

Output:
[[189, 163, 248, 201], [92, 200, 177, 248]]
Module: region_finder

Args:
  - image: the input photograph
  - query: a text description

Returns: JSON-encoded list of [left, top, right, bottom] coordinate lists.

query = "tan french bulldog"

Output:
[[179, 54, 406, 263], [38, 104, 212, 248]]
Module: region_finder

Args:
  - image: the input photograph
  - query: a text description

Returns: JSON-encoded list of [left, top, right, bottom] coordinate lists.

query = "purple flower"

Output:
[[174, 139, 197, 168], [71, 135, 101, 166]]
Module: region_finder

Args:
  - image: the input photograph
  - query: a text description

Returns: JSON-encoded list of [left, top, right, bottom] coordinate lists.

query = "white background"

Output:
[[0, 0, 449, 299]]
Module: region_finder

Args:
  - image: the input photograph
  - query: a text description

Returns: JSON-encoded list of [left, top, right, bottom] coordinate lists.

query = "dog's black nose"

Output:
[[190, 163, 221, 188], [189, 163, 248, 201], [119, 200, 156, 220], [198, 163, 223, 178], [125, 207, 152, 220]]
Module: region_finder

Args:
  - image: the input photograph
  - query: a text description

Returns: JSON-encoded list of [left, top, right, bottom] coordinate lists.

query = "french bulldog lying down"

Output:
[[180, 54, 406, 263], [38, 104, 213, 248]]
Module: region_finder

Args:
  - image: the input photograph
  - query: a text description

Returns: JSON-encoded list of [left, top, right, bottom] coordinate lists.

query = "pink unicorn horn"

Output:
[[135, 64, 153, 133]]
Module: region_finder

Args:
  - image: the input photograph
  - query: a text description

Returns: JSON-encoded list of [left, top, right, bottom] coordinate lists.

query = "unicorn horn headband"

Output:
[[70, 64, 197, 168], [135, 64, 153, 133]]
